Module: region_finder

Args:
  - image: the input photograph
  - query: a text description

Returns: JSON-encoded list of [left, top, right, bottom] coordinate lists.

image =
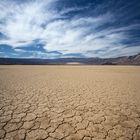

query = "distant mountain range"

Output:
[[0, 53, 140, 65]]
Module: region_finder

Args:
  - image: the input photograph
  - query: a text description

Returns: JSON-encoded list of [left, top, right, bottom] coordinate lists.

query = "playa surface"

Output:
[[0, 65, 140, 140]]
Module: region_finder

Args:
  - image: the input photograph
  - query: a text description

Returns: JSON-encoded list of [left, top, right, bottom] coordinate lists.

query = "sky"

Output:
[[0, 0, 140, 59]]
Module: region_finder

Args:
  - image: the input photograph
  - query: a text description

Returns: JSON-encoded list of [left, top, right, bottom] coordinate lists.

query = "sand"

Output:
[[0, 65, 140, 140]]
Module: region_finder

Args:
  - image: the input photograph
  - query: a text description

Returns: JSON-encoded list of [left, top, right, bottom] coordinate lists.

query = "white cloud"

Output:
[[0, 0, 139, 58], [0, 0, 58, 43]]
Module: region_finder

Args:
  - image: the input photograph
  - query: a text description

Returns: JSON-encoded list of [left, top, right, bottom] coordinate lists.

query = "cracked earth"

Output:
[[0, 66, 140, 140]]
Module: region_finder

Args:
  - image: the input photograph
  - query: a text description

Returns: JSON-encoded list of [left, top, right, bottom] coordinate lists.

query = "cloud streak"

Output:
[[0, 0, 140, 58]]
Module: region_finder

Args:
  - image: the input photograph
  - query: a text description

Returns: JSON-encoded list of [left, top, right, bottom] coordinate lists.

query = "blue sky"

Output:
[[0, 0, 140, 58]]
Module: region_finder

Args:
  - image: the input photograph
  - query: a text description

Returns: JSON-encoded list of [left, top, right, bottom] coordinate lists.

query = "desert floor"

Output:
[[0, 66, 140, 140]]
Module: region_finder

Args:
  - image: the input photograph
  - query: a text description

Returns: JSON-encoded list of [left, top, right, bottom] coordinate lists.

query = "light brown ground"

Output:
[[0, 66, 140, 140]]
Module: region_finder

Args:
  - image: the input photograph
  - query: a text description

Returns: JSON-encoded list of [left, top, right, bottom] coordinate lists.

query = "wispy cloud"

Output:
[[0, 0, 140, 58]]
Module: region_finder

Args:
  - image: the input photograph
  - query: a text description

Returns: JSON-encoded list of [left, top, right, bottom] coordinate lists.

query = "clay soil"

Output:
[[0, 65, 140, 140]]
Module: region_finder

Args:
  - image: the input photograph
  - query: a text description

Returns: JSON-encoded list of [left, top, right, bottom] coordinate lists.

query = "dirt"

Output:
[[0, 65, 140, 140]]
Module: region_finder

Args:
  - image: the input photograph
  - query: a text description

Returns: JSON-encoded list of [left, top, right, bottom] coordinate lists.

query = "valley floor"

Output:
[[0, 65, 140, 140]]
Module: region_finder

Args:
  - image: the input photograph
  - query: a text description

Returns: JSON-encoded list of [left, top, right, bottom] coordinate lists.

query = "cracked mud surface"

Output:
[[0, 65, 140, 140]]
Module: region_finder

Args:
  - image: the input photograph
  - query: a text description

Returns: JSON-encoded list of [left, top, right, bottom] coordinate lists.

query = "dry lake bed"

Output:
[[0, 65, 140, 140]]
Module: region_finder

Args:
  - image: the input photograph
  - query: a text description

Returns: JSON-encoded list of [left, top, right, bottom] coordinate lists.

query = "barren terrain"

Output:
[[0, 65, 140, 140]]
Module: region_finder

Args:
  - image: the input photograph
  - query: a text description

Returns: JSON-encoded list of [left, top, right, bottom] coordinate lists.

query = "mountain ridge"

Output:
[[0, 53, 140, 65]]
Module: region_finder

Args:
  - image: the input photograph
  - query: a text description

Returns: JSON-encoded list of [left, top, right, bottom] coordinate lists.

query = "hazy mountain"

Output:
[[0, 53, 140, 65]]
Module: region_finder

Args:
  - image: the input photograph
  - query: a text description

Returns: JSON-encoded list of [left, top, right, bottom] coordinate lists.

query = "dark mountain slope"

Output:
[[0, 53, 140, 65]]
